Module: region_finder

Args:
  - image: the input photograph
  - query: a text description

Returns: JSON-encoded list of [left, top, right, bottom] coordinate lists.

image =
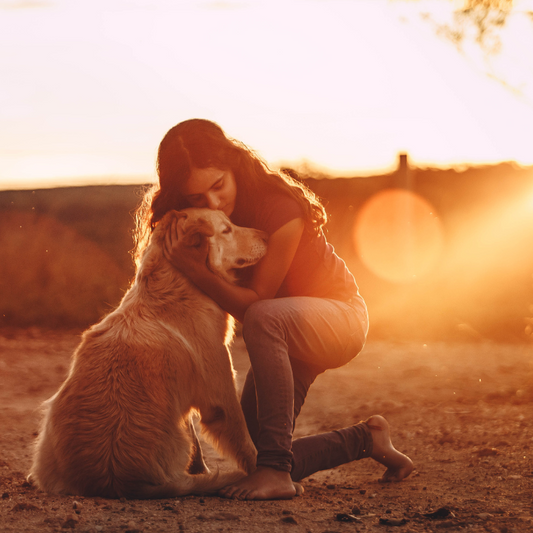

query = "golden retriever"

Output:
[[29, 208, 267, 499]]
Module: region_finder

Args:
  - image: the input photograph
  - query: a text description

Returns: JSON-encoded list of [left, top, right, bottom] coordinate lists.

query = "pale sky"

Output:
[[1, 0, 533, 189]]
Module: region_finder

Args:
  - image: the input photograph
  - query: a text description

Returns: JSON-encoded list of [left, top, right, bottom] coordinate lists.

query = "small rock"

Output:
[[125, 519, 142, 533], [359, 489, 366, 495], [368, 493, 377, 499], [335, 513, 361, 523], [211, 512, 240, 521], [476, 447, 500, 457], [379, 517, 409, 526], [61, 513, 79, 529], [11, 502, 40, 512], [422, 507, 454, 520], [351, 505, 361, 515], [2, 492, 9, 499], [281, 515, 298, 524], [477, 513, 493, 520], [326, 484, 336, 490]]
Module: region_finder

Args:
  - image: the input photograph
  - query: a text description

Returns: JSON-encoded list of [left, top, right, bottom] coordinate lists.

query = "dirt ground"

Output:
[[1, 328, 532, 533]]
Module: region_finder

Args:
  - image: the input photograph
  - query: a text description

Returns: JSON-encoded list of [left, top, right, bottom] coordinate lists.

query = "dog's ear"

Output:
[[169, 210, 188, 227], [181, 218, 215, 248], [153, 210, 188, 240], [137, 210, 189, 279]]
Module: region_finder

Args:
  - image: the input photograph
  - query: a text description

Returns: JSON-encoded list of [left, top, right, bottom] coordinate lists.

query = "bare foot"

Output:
[[365, 415, 414, 483], [218, 466, 297, 500]]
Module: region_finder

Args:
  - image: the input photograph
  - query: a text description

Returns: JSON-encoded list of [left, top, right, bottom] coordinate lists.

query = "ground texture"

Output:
[[1, 329, 532, 533]]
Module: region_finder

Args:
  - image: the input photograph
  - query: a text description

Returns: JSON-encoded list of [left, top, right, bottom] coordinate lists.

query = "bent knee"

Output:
[[242, 300, 283, 342], [243, 300, 274, 328]]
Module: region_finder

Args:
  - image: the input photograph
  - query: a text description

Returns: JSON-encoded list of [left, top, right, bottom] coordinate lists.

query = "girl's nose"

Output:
[[206, 193, 221, 210]]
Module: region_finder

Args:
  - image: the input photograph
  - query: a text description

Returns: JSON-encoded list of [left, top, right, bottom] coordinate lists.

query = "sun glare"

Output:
[[353, 189, 445, 284]]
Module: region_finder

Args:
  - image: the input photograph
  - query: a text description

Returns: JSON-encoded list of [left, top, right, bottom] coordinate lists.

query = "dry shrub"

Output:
[[0, 211, 130, 327]]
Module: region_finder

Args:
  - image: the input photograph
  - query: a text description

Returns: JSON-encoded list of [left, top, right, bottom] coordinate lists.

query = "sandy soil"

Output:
[[1, 328, 532, 533]]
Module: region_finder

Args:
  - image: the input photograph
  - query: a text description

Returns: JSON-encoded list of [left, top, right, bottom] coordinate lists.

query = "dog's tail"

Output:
[[124, 469, 246, 500]]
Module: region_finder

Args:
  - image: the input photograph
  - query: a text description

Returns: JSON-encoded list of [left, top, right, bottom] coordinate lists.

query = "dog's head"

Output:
[[157, 208, 268, 283]]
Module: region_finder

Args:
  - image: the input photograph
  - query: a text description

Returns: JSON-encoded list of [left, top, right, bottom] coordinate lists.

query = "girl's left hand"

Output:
[[164, 218, 210, 280]]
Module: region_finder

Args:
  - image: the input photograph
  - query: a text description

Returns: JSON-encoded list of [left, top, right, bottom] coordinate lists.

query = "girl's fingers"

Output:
[[164, 228, 173, 257], [164, 219, 179, 260]]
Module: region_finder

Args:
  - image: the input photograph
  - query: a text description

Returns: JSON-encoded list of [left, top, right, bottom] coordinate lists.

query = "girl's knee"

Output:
[[242, 300, 282, 343]]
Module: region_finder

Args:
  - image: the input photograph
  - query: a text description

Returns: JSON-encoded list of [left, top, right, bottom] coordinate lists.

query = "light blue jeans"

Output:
[[240, 295, 371, 481]]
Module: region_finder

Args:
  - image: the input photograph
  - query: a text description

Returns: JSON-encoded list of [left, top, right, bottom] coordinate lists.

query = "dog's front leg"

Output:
[[199, 402, 257, 474], [186, 416, 210, 475]]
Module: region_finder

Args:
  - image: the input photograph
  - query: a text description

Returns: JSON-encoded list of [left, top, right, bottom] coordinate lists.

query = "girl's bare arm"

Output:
[[164, 217, 304, 322]]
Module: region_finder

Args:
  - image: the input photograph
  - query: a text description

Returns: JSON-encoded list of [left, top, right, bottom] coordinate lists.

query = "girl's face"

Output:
[[183, 167, 237, 217]]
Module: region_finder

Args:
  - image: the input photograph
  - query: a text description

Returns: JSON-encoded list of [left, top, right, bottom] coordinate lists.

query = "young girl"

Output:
[[135, 119, 413, 500]]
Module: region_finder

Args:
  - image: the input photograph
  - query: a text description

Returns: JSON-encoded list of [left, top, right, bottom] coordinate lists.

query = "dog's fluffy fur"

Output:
[[29, 208, 267, 499]]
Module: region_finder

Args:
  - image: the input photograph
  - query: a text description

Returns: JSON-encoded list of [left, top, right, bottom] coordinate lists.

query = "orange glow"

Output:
[[1, 1, 533, 189], [353, 189, 444, 283], [526, 190, 533, 211]]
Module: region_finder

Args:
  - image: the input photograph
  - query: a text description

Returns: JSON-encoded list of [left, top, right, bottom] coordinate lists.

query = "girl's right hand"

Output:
[[164, 218, 210, 280]]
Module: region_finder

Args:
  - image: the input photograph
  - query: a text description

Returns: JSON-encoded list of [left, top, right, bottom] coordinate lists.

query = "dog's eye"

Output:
[[222, 226, 232, 234]]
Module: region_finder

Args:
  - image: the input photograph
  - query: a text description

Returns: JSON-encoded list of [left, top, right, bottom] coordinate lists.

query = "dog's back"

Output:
[[29, 210, 256, 498]]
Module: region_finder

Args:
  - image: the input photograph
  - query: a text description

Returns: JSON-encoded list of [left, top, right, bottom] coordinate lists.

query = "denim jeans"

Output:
[[240, 295, 371, 481]]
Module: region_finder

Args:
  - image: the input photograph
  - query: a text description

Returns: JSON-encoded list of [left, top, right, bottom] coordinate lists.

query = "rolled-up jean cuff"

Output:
[[256, 456, 293, 473], [359, 421, 374, 458], [289, 421, 373, 481]]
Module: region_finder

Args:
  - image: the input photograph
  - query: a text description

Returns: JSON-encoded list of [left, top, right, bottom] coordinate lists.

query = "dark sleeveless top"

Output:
[[231, 191, 360, 303]]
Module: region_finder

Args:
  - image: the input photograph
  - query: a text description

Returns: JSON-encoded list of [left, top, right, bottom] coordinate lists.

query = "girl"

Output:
[[134, 119, 413, 500]]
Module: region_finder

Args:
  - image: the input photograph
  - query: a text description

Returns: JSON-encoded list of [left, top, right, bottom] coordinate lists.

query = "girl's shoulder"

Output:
[[237, 190, 304, 236]]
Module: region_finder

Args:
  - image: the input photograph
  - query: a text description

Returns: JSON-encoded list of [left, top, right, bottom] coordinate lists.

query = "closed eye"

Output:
[[222, 226, 232, 234], [187, 194, 205, 206], [212, 179, 224, 190]]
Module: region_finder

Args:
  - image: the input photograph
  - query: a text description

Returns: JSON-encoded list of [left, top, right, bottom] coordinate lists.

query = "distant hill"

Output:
[[1, 160, 532, 342]]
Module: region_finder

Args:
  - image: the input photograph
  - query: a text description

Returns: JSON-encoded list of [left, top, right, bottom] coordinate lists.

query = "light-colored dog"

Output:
[[29, 208, 267, 499]]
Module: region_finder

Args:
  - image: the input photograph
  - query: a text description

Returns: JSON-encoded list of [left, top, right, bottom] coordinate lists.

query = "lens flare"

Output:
[[353, 189, 444, 283], [526, 190, 533, 212]]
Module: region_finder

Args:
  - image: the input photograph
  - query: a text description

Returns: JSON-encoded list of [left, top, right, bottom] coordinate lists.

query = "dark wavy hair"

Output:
[[133, 119, 326, 266]]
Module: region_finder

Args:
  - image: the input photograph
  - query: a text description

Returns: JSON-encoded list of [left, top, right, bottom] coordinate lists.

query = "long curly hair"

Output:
[[133, 119, 326, 266]]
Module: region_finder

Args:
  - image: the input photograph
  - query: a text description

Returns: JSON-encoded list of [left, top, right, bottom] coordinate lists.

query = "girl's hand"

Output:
[[163, 215, 305, 323], [164, 218, 210, 280]]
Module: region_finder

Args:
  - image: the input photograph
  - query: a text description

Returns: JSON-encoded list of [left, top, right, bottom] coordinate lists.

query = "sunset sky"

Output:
[[1, 0, 533, 190]]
